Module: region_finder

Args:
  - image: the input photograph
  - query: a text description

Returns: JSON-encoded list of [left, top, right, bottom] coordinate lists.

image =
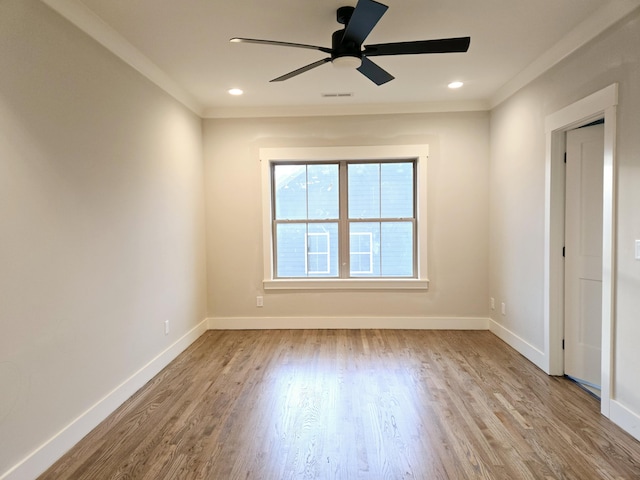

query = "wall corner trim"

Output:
[[490, 2, 636, 107], [1, 319, 208, 480], [39, 0, 203, 116]]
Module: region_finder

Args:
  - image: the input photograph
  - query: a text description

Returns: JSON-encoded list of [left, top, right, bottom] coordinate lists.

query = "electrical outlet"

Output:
[[164, 320, 169, 335], [635, 240, 640, 260], [490, 297, 495, 310], [501, 302, 506, 316], [256, 296, 263, 307]]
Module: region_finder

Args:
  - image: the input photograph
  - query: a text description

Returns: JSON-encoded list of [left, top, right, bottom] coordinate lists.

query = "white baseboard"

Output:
[[1, 318, 208, 480], [208, 316, 490, 330], [488, 319, 547, 372], [610, 399, 640, 442]]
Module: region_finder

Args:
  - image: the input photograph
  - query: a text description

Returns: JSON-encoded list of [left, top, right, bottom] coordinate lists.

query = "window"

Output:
[[273, 160, 415, 278], [261, 145, 429, 290]]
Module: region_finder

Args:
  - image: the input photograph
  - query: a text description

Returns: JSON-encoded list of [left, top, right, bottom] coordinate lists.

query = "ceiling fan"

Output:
[[230, 0, 470, 86]]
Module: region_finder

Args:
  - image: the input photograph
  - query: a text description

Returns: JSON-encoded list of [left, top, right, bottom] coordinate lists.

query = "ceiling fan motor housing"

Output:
[[336, 6, 355, 25], [331, 28, 362, 64]]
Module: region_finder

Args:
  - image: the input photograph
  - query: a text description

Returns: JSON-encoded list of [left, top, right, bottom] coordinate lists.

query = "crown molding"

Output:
[[491, 0, 640, 108], [202, 99, 490, 119], [40, 0, 203, 116]]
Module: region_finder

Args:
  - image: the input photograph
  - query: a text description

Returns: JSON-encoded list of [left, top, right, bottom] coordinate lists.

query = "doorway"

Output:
[[564, 121, 604, 398], [543, 83, 617, 418]]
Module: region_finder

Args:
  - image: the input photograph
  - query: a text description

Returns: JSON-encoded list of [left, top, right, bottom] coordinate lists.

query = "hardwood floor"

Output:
[[39, 330, 640, 479]]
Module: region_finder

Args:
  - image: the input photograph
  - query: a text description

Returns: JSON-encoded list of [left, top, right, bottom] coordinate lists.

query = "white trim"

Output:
[[610, 400, 640, 442], [208, 316, 489, 330], [264, 278, 429, 291], [39, 0, 202, 115], [488, 319, 547, 372], [543, 84, 618, 419], [491, 0, 640, 107], [260, 145, 429, 291], [0, 319, 208, 480], [203, 100, 490, 119], [545, 85, 618, 132]]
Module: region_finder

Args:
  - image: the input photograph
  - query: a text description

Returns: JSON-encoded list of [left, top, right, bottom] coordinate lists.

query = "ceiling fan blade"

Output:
[[357, 56, 394, 85], [230, 37, 332, 54], [270, 58, 332, 82], [364, 37, 471, 56], [342, 0, 388, 46]]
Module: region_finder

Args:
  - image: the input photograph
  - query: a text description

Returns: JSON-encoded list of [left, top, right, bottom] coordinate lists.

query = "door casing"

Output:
[[543, 83, 617, 417]]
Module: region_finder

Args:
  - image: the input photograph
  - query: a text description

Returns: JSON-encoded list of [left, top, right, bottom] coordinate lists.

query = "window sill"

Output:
[[263, 278, 429, 291]]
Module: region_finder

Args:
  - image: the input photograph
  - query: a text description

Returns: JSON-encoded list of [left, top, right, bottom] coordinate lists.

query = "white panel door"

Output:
[[564, 123, 604, 393]]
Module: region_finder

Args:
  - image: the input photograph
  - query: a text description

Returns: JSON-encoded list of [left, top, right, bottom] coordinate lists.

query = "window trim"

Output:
[[260, 145, 429, 291]]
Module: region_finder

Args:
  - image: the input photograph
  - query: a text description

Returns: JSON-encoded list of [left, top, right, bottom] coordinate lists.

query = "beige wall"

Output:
[[489, 8, 640, 425], [3, 0, 638, 476], [203, 112, 490, 324], [0, 0, 206, 475]]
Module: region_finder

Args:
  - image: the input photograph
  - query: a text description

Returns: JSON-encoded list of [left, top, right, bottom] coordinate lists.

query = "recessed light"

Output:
[[448, 81, 464, 89], [228, 88, 243, 96]]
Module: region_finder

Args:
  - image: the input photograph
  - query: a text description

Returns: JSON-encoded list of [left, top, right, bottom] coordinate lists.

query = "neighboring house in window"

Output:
[[350, 231, 373, 275], [305, 232, 331, 275]]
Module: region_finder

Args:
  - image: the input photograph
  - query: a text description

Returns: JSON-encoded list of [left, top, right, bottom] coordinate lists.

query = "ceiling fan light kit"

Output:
[[230, 0, 470, 86], [332, 56, 362, 69]]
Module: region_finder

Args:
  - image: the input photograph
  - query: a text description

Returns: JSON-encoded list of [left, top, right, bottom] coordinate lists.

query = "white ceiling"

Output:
[[43, 0, 640, 117]]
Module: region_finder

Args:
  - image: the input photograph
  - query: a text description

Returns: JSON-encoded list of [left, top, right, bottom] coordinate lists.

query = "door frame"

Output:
[[543, 84, 617, 417]]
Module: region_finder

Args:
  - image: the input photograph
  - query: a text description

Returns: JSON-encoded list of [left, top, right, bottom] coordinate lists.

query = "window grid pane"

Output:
[[348, 163, 380, 219], [349, 231, 373, 274], [381, 222, 414, 277], [305, 232, 330, 274], [307, 164, 339, 220], [275, 222, 339, 278], [381, 162, 414, 218], [274, 164, 307, 220], [275, 223, 306, 277]]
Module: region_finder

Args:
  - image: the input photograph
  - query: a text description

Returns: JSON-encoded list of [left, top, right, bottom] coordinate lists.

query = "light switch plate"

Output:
[[636, 240, 640, 260]]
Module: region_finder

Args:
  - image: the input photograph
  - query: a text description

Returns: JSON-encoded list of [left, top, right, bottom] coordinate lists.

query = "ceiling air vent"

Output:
[[321, 92, 354, 98]]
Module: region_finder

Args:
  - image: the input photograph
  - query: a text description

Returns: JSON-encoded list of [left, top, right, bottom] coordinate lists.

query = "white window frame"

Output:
[[261, 145, 429, 291]]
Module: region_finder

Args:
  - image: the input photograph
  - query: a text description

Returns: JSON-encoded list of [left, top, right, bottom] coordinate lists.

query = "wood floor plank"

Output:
[[38, 330, 640, 479]]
